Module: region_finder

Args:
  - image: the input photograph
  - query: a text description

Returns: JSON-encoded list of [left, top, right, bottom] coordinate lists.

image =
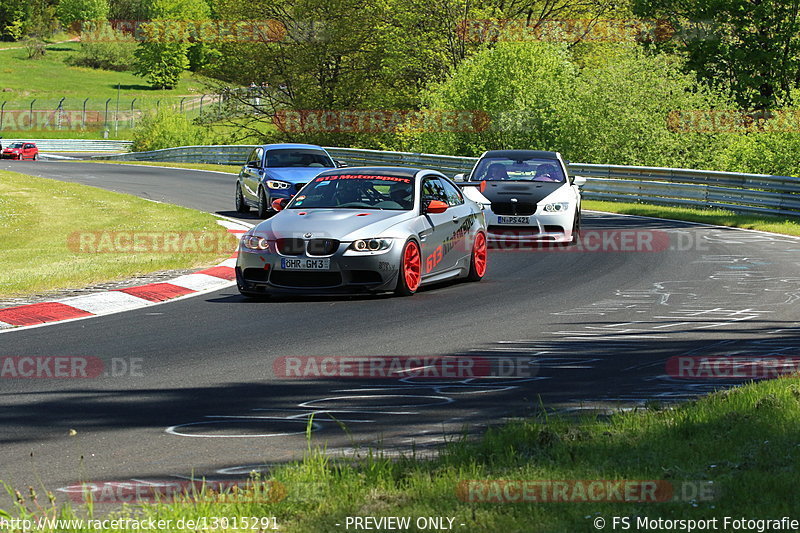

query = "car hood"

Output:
[[468, 180, 566, 205], [252, 209, 413, 241], [262, 167, 332, 184]]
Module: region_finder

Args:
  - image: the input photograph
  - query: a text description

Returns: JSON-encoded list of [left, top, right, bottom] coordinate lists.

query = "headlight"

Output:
[[241, 235, 270, 250], [543, 202, 570, 213], [266, 180, 291, 190], [348, 238, 392, 252]]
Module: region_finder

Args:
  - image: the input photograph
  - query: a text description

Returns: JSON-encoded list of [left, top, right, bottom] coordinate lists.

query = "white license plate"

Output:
[[497, 216, 530, 225], [280, 258, 331, 270]]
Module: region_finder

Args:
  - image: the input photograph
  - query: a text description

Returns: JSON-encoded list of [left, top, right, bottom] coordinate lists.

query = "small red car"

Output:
[[1, 142, 39, 160]]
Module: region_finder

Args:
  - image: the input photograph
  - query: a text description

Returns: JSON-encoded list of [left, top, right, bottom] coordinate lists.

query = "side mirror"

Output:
[[246, 160, 260, 168], [271, 198, 289, 211], [425, 200, 449, 214], [453, 173, 465, 182], [334, 159, 348, 168], [573, 176, 587, 187]]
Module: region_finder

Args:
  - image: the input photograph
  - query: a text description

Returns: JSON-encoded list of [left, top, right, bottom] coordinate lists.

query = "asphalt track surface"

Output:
[[1, 159, 799, 507]]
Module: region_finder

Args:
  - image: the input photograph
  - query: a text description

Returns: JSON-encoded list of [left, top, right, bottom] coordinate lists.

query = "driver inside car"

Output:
[[484, 163, 509, 180], [533, 164, 561, 182], [335, 181, 363, 205]]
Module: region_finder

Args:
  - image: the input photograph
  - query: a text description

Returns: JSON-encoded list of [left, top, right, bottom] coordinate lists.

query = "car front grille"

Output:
[[277, 238, 340, 256], [277, 238, 306, 255], [307, 238, 340, 256], [491, 202, 537, 216]]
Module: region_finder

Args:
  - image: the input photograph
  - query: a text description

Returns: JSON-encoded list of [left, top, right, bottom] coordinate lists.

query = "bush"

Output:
[[400, 42, 730, 170], [130, 108, 212, 152], [397, 42, 576, 156], [69, 40, 136, 71]]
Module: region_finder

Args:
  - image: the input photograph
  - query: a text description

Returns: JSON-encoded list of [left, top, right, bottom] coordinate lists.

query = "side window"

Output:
[[421, 177, 448, 204], [246, 149, 258, 167], [440, 179, 464, 206], [247, 148, 263, 167]]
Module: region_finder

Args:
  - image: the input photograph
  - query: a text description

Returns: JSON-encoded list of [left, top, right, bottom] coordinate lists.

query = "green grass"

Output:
[[0, 41, 213, 139], [584, 200, 800, 237], [88, 161, 241, 174], [5, 377, 799, 531], [0, 170, 237, 298]]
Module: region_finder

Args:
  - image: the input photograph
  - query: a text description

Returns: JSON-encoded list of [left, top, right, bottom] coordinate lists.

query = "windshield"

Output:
[[471, 157, 565, 183], [265, 148, 334, 168], [288, 174, 415, 210], [8, 143, 24, 149]]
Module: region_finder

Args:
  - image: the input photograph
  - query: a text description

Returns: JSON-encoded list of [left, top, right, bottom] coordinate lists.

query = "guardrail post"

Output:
[[82, 98, 88, 129], [104, 98, 111, 130], [0, 101, 5, 131]]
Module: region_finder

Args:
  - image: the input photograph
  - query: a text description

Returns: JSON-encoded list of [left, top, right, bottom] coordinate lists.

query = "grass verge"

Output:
[[87, 161, 241, 174], [0, 170, 237, 298], [584, 200, 800, 237], [4, 377, 799, 531]]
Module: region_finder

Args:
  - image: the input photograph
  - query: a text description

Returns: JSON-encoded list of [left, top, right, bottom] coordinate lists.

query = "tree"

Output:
[[56, 0, 108, 27], [633, 0, 800, 110], [133, 41, 189, 88], [131, 0, 210, 88]]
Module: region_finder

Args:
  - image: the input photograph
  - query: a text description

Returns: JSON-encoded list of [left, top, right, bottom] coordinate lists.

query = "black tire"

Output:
[[257, 188, 270, 218], [235, 182, 250, 213], [466, 232, 487, 282], [570, 209, 581, 245], [394, 239, 422, 296], [32, 153, 38, 161]]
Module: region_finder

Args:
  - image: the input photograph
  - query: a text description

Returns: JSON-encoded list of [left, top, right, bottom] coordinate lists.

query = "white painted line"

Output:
[[216, 218, 250, 231], [168, 273, 232, 291], [0, 320, 12, 329], [40, 153, 78, 160], [58, 291, 154, 314], [584, 209, 800, 241]]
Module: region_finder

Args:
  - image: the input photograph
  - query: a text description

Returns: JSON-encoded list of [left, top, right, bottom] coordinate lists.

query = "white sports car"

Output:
[[455, 150, 585, 245]]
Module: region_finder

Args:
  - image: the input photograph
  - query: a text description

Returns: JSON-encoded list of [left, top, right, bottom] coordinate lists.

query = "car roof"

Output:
[[260, 143, 327, 151], [315, 167, 438, 179], [481, 150, 561, 160]]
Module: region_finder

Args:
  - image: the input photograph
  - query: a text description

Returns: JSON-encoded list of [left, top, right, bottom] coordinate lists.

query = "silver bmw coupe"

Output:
[[235, 167, 488, 297]]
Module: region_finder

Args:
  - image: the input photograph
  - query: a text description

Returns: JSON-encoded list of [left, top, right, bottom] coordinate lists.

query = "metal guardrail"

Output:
[[1, 139, 133, 152], [91, 145, 800, 217]]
